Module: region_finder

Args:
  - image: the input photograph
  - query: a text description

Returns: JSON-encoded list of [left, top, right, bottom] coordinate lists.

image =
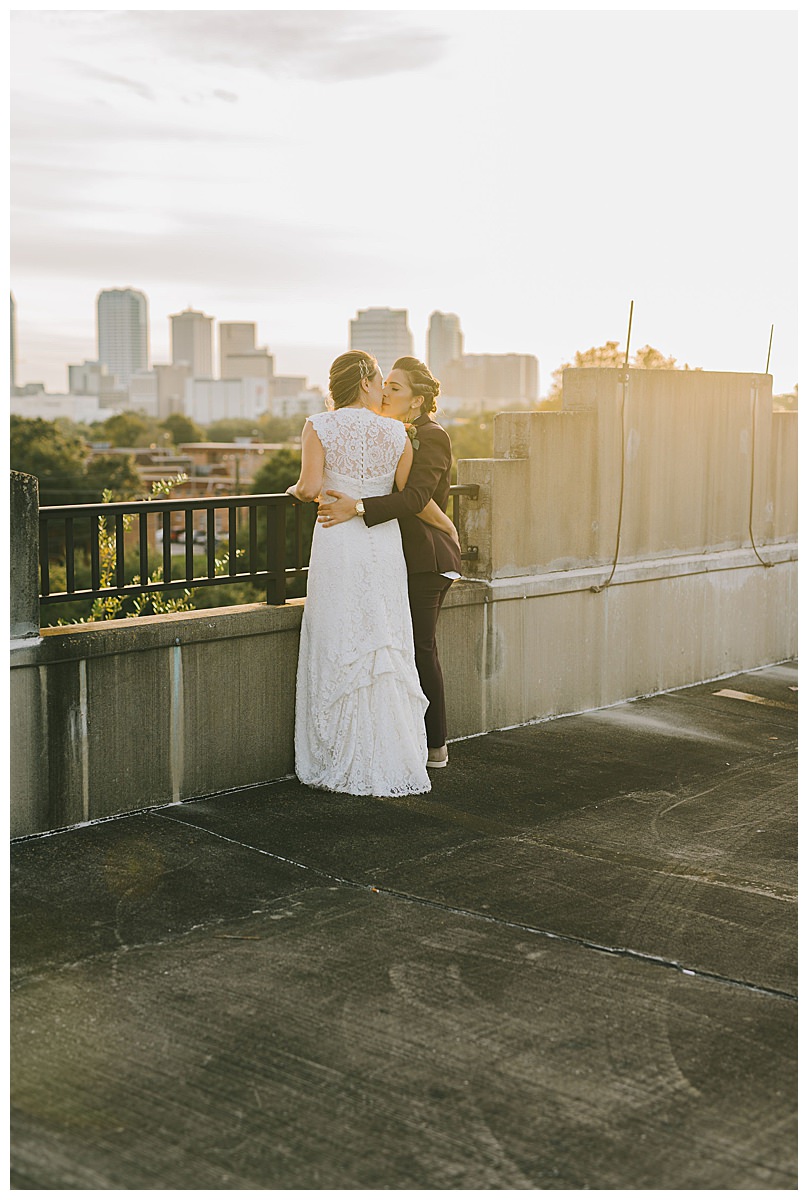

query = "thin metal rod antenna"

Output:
[[765, 325, 774, 374], [623, 300, 634, 367], [593, 302, 634, 594]]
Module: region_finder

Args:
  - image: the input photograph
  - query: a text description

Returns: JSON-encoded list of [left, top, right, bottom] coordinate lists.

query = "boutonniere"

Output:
[[405, 423, 420, 451]]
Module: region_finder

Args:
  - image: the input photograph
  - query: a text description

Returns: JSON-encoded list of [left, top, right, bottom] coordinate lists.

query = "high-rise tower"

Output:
[[170, 308, 214, 378], [219, 322, 256, 376], [427, 311, 464, 381], [349, 308, 413, 376], [97, 288, 149, 388]]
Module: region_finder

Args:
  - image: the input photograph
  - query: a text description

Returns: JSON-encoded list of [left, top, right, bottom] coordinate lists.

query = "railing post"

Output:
[[10, 471, 40, 639], [449, 483, 480, 563], [266, 500, 287, 605]]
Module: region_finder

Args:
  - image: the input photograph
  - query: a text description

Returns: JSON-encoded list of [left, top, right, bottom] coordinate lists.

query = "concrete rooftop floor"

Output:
[[11, 661, 797, 1190]]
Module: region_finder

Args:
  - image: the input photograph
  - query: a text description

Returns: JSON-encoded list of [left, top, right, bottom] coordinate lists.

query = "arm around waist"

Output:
[[363, 426, 450, 527]]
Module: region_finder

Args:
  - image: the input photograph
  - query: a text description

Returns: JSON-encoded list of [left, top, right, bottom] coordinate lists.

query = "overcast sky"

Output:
[[10, 8, 797, 396]]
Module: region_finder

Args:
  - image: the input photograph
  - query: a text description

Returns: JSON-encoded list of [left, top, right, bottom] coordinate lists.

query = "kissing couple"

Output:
[[286, 351, 461, 797]]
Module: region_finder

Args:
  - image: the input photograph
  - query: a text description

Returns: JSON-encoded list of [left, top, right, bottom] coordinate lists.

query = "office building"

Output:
[[128, 370, 159, 417], [68, 359, 111, 396], [68, 359, 128, 408], [97, 288, 149, 388], [219, 322, 257, 375], [153, 362, 192, 420], [272, 375, 308, 399], [427, 311, 464, 380], [170, 308, 214, 378], [223, 350, 275, 387], [11, 390, 117, 424], [184, 377, 270, 425], [440, 353, 539, 411], [270, 376, 323, 420], [272, 387, 326, 421], [349, 307, 413, 376]]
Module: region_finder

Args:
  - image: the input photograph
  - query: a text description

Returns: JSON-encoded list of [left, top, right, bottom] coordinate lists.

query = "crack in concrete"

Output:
[[152, 813, 797, 1005], [10, 887, 324, 989]]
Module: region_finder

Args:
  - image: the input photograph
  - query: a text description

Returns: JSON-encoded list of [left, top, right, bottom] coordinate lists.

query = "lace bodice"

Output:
[[307, 408, 407, 497]]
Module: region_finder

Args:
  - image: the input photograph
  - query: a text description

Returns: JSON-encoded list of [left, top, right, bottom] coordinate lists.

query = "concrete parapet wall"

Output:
[[770, 411, 798, 542], [10, 604, 302, 839], [11, 541, 796, 838], [437, 548, 796, 737], [457, 369, 796, 580]]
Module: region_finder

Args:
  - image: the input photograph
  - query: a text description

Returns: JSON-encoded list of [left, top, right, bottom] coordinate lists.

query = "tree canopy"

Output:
[[160, 413, 205, 446], [10, 416, 95, 504], [205, 418, 263, 443], [11, 416, 147, 505], [251, 449, 302, 496], [97, 411, 158, 448], [83, 454, 143, 501], [255, 413, 307, 444]]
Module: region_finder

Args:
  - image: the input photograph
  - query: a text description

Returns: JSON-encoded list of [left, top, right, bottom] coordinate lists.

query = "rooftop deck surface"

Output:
[[11, 662, 797, 1190]]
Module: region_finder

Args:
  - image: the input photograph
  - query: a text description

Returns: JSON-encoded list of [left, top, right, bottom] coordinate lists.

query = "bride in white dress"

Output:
[[287, 350, 455, 797]]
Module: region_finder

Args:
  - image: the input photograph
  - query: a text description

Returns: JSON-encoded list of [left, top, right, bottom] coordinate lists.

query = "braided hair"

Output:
[[328, 350, 378, 410], [392, 357, 441, 417]]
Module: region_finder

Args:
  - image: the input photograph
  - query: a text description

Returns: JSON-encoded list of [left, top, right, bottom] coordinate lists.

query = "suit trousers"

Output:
[[407, 571, 454, 748]]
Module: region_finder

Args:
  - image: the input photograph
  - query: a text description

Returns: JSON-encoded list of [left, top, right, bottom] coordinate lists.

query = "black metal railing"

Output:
[[451, 485, 479, 560], [38, 484, 480, 610], [39, 494, 302, 608]]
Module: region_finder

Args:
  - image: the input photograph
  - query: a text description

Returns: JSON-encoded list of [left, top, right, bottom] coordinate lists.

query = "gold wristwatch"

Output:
[[355, 500, 365, 517]]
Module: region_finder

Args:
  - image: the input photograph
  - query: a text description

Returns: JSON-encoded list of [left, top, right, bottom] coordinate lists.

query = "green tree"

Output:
[[65, 485, 197, 624], [52, 477, 240, 625], [251, 449, 302, 495], [205, 418, 261, 443], [443, 418, 495, 482], [100, 411, 155, 447], [53, 415, 94, 441], [632, 345, 680, 370], [10, 416, 93, 504], [84, 453, 144, 501], [160, 413, 205, 446], [255, 413, 305, 443]]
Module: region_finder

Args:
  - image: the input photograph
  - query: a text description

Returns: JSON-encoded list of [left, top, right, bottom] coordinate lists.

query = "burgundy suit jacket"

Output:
[[362, 413, 461, 576]]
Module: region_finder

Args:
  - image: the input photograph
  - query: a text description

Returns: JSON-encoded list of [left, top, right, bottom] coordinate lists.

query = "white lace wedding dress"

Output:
[[295, 407, 431, 796]]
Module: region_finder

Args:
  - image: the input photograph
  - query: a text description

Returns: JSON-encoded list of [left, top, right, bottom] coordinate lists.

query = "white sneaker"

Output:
[[427, 745, 449, 769]]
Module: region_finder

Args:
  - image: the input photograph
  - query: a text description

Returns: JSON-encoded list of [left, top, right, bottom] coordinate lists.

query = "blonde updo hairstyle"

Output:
[[328, 350, 378, 410], [392, 357, 441, 417]]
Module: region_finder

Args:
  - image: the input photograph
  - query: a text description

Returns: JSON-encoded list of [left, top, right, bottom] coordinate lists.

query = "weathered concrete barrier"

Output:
[[10, 550, 795, 839], [10, 604, 302, 838]]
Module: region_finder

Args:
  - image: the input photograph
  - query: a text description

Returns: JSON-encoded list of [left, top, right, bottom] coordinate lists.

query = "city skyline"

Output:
[[11, 11, 797, 395], [12, 289, 543, 402]]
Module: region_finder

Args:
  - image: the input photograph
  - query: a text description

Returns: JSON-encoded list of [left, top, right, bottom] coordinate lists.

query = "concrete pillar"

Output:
[[11, 472, 40, 639]]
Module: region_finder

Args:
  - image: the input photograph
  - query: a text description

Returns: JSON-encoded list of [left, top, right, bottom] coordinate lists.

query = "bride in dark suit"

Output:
[[317, 357, 461, 770]]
